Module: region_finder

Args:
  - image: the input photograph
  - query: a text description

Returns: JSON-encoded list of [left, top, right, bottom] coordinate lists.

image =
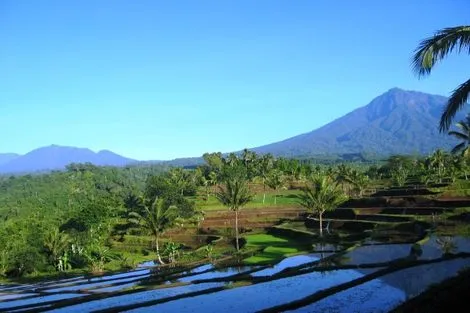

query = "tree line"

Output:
[[2, 147, 470, 277]]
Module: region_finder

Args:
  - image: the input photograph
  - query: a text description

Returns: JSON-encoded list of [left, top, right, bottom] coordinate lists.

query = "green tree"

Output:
[[257, 153, 274, 204], [241, 148, 258, 180], [335, 164, 352, 195], [346, 170, 370, 197], [128, 196, 179, 264], [428, 149, 447, 183], [297, 175, 347, 237], [265, 169, 286, 204], [412, 26, 470, 131], [202, 152, 224, 174], [391, 167, 409, 187], [43, 228, 71, 269], [215, 164, 253, 251]]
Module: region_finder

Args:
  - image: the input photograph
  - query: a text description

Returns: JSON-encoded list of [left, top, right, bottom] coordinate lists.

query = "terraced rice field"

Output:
[[1, 231, 469, 312]]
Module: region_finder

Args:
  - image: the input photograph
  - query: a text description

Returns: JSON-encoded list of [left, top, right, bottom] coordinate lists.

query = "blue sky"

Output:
[[1, 0, 470, 160]]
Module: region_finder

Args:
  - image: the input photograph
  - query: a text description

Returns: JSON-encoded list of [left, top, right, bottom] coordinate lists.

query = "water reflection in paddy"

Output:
[[47, 283, 224, 313], [0, 293, 84, 310], [340, 244, 413, 265], [290, 257, 470, 313], [127, 268, 379, 312]]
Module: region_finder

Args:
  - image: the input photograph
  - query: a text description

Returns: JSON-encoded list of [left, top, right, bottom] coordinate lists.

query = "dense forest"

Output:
[[0, 148, 469, 279]]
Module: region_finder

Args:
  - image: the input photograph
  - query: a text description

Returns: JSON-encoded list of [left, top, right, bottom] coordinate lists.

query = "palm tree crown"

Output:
[[297, 175, 347, 236], [128, 196, 178, 263], [449, 114, 470, 156], [412, 26, 470, 132]]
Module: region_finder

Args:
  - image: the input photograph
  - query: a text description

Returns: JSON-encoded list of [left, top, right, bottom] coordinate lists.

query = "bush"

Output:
[[231, 237, 247, 249]]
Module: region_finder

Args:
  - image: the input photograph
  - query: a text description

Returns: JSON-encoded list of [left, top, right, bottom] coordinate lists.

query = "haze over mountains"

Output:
[[0, 88, 464, 174]]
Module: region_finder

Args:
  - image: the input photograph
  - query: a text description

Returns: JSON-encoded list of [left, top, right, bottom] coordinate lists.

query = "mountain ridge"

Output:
[[251, 87, 462, 157], [0, 145, 135, 174], [0, 88, 465, 173]]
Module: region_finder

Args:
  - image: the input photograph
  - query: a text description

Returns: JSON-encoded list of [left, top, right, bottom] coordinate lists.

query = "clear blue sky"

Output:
[[1, 0, 470, 160]]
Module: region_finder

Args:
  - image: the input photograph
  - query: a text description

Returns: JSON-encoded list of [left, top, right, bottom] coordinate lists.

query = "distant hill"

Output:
[[252, 88, 464, 157], [0, 153, 20, 166], [0, 145, 135, 174]]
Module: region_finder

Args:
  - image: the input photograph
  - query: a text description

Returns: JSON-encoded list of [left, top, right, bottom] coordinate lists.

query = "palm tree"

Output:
[[128, 196, 179, 264], [257, 154, 274, 204], [215, 165, 253, 251], [265, 169, 286, 205], [346, 170, 370, 197], [43, 228, 71, 268], [241, 148, 258, 180], [428, 149, 447, 183], [297, 175, 347, 237], [335, 164, 352, 194], [412, 26, 470, 132], [449, 114, 470, 156]]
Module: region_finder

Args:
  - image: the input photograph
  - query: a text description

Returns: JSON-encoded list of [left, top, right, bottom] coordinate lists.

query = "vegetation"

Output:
[[412, 25, 470, 132], [1, 147, 470, 280], [128, 196, 180, 264], [448, 114, 470, 156], [215, 158, 253, 251], [297, 175, 348, 237]]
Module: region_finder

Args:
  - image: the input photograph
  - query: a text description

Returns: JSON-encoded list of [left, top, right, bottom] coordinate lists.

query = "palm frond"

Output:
[[451, 142, 466, 154], [412, 26, 470, 76], [448, 130, 469, 141], [440, 79, 470, 131]]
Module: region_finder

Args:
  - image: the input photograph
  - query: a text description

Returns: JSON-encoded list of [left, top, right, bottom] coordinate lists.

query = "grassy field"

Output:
[[194, 189, 301, 211], [243, 233, 310, 265]]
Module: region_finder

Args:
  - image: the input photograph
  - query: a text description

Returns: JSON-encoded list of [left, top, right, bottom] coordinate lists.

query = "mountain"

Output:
[[0, 145, 135, 174], [252, 88, 464, 157], [0, 153, 20, 166]]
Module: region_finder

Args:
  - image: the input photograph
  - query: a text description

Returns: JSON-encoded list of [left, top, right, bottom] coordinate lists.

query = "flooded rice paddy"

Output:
[[1, 231, 469, 312]]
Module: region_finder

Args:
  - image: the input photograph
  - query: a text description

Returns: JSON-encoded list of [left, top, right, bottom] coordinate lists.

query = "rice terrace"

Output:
[[2, 1, 470, 313], [1, 150, 470, 312]]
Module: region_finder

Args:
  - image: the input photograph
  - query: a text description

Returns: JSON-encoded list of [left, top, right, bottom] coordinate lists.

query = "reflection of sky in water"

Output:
[[0, 293, 83, 310], [0, 293, 36, 301], [92, 282, 138, 293], [290, 257, 470, 313], [341, 244, 412, 265], [89, 269, 149, 282], [251, 255, 320, 277], [47, 283, 224, 313], [178, 266, 257, 282], [417, 236, 470, 260], [126, 269, 369, 313], [39, 270, 150, 292], [0, 285, 35, 292], [45, 274, 150, 293]]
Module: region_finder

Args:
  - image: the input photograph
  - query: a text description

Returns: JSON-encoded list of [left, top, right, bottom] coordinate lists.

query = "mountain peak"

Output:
[[252, 88, 461, 157]]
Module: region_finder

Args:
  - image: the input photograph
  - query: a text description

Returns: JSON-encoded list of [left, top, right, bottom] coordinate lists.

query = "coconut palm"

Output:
[[449, 114, 470, 156], [257, 153, 274, 204], [215, 165, 253, 251], [128, 196, 179, 264], [428, 149, 447, 183], [335, 164, 352, 194], [265, 169, 286, 205], [412, 26, 470, 132], [43, 228, 71, 268], [346, 170, 370, 197], [297, 175, 348, 237]]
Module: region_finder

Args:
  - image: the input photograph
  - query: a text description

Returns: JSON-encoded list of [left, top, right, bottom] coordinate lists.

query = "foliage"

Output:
[[297, 175, 348, 236], [412, 25, 470, 131], [215, 157, 253, 251], [128, 195, 179, 264], [448, 114, 470, 156]]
